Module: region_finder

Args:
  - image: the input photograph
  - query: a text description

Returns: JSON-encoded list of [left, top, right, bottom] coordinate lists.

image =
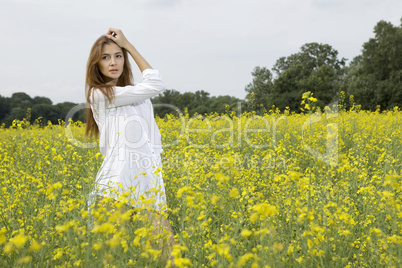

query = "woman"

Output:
[[85, 28, 174, 259]]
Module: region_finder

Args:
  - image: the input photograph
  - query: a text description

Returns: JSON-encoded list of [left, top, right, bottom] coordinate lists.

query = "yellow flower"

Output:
[[241, 229, 253, 238], [302, 91, 311, 99], [251, 203, 277, 218], [28, 239, 42, 252], [307, 239, 314, 249], [0, 228, 6, 245], [211, 194, 220, 205], [216, 173, 230, 183], [3, 243, 14, 254], [11, 232, 28, 249], [17, 256, 32, 264], [92, 223, 116, 234], [273, 242, 284, 252], [229, 187, 240, 198], [371, 228, 383, 236], [177, 186, 193, 198], [173, 257, 192, 268], [92, 242, 103, 250], [238, 253, 254, 266], [108, 236, 120, 248]]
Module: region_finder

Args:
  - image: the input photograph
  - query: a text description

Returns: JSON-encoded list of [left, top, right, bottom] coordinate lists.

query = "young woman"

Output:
[[85, 28, 174, 259]]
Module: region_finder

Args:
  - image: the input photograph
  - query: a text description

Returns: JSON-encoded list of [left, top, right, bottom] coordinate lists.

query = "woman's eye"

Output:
[[116, 55, 122, 58], [102, 56, 109, 60]]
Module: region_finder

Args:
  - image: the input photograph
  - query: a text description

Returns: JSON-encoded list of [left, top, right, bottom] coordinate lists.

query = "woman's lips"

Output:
[[110, 69, 118, 74]]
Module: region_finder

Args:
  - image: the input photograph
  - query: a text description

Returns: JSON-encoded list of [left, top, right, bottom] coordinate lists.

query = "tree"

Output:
[[0, 95, 10, 122], [1, 93, 33, 126], [151, 89, 240, 117], [33, 96, 53, 105], [2, 107, 27, 126], [55, 102, 85, 123], [244, 66, 274, 113], [244, 43, 346, 112], [0, 92, 88, 127], [10, 92, 33, 110], [271, 43, 346, 110], [151, 89, 185, 117], [31, 104, 59, 124], [210, 95, 242, 115], [343, 19, 402, 110]]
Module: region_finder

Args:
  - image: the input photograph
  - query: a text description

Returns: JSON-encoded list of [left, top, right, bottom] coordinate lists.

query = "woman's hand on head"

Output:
[[106, 28, 130, 49], [106, 27, 152, 72]]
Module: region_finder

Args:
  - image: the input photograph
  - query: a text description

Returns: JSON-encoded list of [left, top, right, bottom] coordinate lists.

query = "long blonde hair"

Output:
[[85, 35, 133, 139]]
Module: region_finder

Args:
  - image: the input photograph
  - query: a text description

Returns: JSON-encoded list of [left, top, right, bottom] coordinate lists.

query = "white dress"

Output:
[[88, 69, 167, 211]]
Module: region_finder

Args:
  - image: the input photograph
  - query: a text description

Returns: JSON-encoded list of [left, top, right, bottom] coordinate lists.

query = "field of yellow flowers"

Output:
[[1, 97, 401, 267]]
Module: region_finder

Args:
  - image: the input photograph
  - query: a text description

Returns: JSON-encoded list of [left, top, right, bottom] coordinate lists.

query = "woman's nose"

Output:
[[110, 57, 116, 65]]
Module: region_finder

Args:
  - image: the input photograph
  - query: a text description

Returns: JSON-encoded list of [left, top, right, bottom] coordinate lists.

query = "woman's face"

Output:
[[98, 42, 124, 85]]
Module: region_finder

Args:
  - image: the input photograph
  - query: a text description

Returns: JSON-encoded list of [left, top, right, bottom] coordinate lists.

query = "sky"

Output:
[[0, 0, 401, 104]]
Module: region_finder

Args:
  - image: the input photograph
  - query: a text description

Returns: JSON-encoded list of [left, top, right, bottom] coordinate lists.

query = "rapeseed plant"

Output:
[[0, 96, 401, 267]]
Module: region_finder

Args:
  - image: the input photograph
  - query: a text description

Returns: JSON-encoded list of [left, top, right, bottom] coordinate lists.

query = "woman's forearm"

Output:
[[125, 43, 152, 73]]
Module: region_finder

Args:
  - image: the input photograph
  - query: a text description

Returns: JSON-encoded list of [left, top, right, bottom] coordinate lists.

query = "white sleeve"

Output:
[[89, 88, 106, 128], [111, 69, 166, 107]]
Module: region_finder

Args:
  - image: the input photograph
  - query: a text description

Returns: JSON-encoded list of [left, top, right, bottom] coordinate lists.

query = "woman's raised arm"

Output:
[[111, 69, 165, 107]]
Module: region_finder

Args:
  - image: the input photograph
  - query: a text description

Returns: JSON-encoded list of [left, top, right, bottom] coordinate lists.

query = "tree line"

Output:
[[1, 19, 401, 127], [0, 93, 84, 127], [0, 91, 241, 127], [245, 19, 402, 113]]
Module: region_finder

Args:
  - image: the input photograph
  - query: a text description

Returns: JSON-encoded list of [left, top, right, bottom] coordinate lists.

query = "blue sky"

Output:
[[0, 0, 401, 104]]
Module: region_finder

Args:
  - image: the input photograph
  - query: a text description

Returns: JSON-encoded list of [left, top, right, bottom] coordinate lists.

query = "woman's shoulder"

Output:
[[114, 82, 138, 89], [88, 87, 109, 105]]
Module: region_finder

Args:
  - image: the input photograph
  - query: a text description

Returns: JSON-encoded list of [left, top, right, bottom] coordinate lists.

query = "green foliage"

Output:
[[1, 89, 241, 127], [32, 96, 52, 105], [0, 95, 11, 121], [0, 93, 85, 127], [272, 42, 346, 111], [244, 18, 402, 112], [245, 43, 346, 113], [244, 66, 273, 113], [56, 102, 84, 122], [31, 104, 59, 124], [342, 19, 402, 110], [151, 89, 241, 118]]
